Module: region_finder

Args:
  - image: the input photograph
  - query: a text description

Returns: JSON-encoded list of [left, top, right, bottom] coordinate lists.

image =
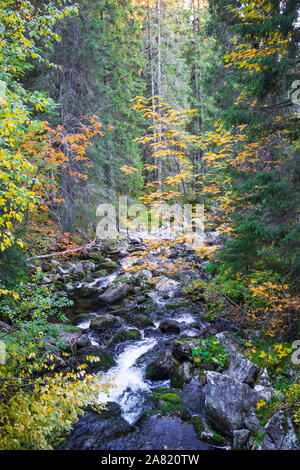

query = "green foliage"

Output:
[[243, 339, 293, 375], [0, 276, 71, 326], [192, 337, 229, 370], [0, 276, 108, 449], [0, 0, 79, 251], [255, 382, 300, 440]]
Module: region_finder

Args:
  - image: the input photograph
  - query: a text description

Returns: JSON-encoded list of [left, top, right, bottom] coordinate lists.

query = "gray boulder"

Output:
[[159, 320, 180, 334], [146, 350, 180, 381], [233, 429, 251, 450], [0, 321, 12, 333], [99, 284, 129, 304], [155, 276, 180, 294], [216, 332, 259, 385], [90, 314, 122, 331], [178, 361, 194, 384], [205, 371, 260, 436], [258, 411, 299, 450]]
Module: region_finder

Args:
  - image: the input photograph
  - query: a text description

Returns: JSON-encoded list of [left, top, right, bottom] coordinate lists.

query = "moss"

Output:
[[165, 301, 189, 309], [202, 312, 216, 323], [145, 367, 156, 380], [112, 329, 141, 343], [211, 430, 225, 444], [134, 315, 154, 329], [59, 324, 80, 333], [143, 307, 157, 314], [191, 416, 206, 437], [160, 393, 180, 404], [143, 409, 156, 415], [177, 337, 197, 343], [161, 402, 190, 421], [171, 374, 184, 389]]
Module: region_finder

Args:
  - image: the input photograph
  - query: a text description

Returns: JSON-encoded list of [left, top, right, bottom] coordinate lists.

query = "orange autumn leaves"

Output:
[[20, 116, 105, 210]]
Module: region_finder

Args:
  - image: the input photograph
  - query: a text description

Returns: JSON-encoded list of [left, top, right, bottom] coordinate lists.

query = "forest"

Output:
[[0, 0, 299, 452]]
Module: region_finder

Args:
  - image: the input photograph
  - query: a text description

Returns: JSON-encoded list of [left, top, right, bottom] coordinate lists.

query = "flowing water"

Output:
[[69, 244, 216, 449], [97, 336, 159, 424]]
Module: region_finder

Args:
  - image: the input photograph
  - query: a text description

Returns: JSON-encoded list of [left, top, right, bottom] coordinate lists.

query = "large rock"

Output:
[[99, 284, 129, 304], [133, 315, 154, 329], [90, 314, 122, 331], [155, 276, 180, 294], [111, 329, 141, 344], [216, 332, 259, 385], [146, 350, 180, 381], [57, 403, 132, 450], [233, 429, 251, 450], [97, 413, 213, 450], [159, 320, 180, 334], [258, 411, 299, 450], [205, 371, 260, 436], [54, 325, 85, 352]]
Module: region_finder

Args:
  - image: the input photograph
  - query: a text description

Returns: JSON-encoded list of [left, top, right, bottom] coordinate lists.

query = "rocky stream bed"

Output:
[[32, 239, 299, 451]]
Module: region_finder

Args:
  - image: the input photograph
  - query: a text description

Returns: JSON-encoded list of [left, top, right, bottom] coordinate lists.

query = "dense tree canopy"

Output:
[[0, 0, 299, 451]]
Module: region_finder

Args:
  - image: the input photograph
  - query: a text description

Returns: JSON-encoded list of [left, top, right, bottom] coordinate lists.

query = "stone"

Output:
[[205, 371, 260, 436], [99, 284, 129, 304], [258, 411, 299, 450], [233, 429, 251, 450], [90, 314, 122, 331], [178, 361, 194, 383], [172, 338, 202, 362], [76, 333, 91, 349], [111, 329, 141, 344], [159, 320, 180, 334], [244, 409, 260, 433], [135, 270, 153, 282], [0, 321, 12, 333], [155, 276, 180, 294], [255, 367, 271, 387], [253, 384, 274, 402], [146, 350, 180, 381], [133, 315, 154, 329], [99, 413, 212, 450], [216, 332, 259, 386], [57, 403, 132, 450], [48, 324, 84, 352]]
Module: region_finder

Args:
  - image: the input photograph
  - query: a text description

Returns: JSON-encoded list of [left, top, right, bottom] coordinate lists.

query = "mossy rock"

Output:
[[87, 253, 106, 262], [143, 408, 156, 416], [202, 312, 216, 323], [133, 315, 154, 329], [159, 320, 180, 334], [90, 314, 121, 330], [170, 374, 185, 389], [112, 329, 141, 344], [165, 301, 189, 309], [99, 261, 119, 270], [160, 402, 191, 421], [160, 393, 180, 404], [94, 269, 107, 277], [75, 346, 116, 372], [191, 416, 206, 437], [48, 323, 80, 337]]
